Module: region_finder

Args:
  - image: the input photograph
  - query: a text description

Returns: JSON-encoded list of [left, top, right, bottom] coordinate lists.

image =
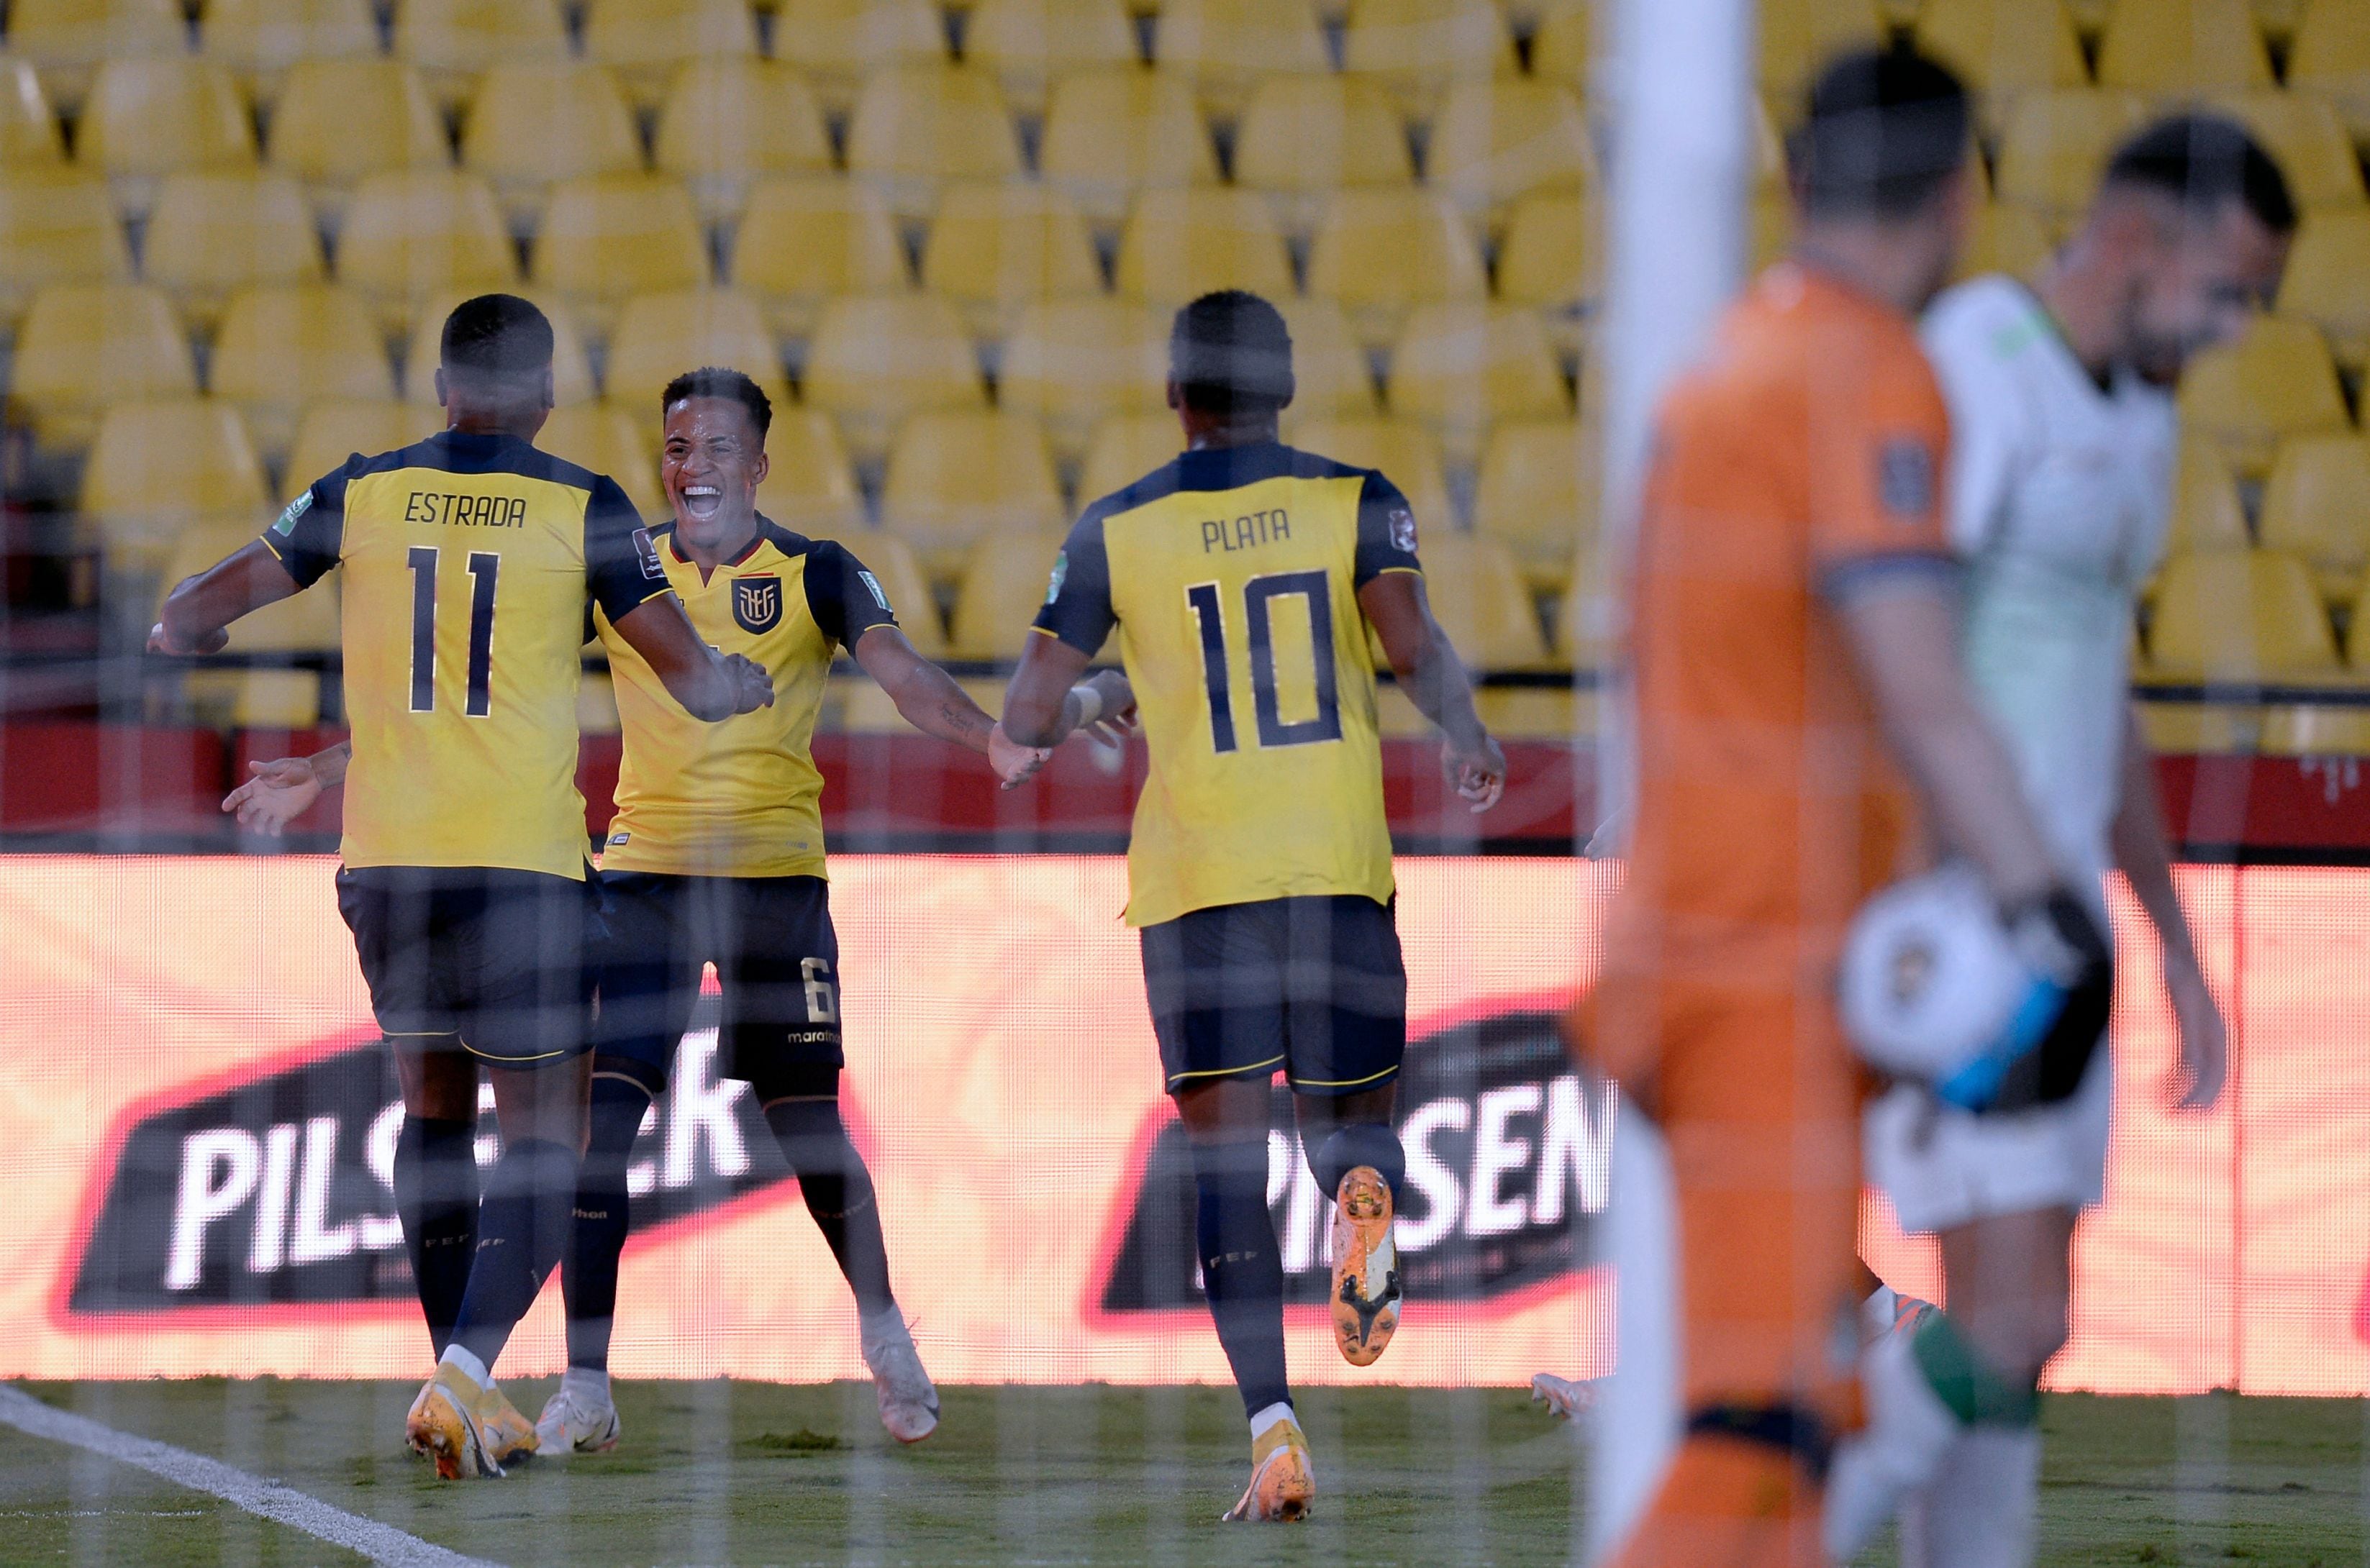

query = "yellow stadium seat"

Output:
[[831, 529, 940, 652], [2164, 437, 2252, 557], [2098, 0, 2273, 96], [2261, 435, 2370, 601], [1112, 186, 1295, 312], [8, 0, 184, 112], [800, 292, 986, 462], [919, 180, 1102, 341], [529, 176, 711, 342], [201, 0, 378, 106], [0, 60, 64, 168], [753, 406, 869, 537], [880, 409, 1067, 575], [1287, 415, 1455, 529], [2290, 0, 2370, 142], [1426, 78, 1594, 230], [1154, 0, 1329, 117], [284, 399, 444, 491], [1994, 88, 2152, 221], [729, 176, 910, 342], [83, 397, 271, 569], [2254, 0, 2314, 44], [2279, 211, 2370, 372], [949, 528, 1069, 655], [2206, 91, 2365, 211], [601, 288, 791, 445], [0, 169, 130, 326], [1957, 201, 2058, 281], [460, 62, 645, 229], [2177, 316, 2353, 478], [404, 287, 597, 407], [1233, 75, 1415, 237], [537, 402, 664, 518], [210, 284, 396, 460], [1915, 0, 2090, 131], [336, 170, 519, 337], [999, 295, 1169, 460], [1079, 410, 1183, 502], [1276, 296, 1383, 422], [265, 60, 450, 219], [2148, 547, 2341, 676], [1758, 0, 1889, 101], [1385, 301, 1571, 463], [1527, 0, 1591, 94], [142, 171, 323, 331], [6, 281, 196, 450], [76, 58, 257, 218], [1307, 189, 1489, 348], [1494, 189, 1596, 354], [1558, 538, 1617, 670], [653, 58, 834, 226], [1474, 416, 1596, 591], [772, 0, 948, 116], [1039, 68, 1219, 227], [1411, 531, 1550, 668], [844, 63, 1023, 221], [1342, 0, 1517, 122], [583, 0, 760, 112], [394, 0, 569, 111], [963, 0, 1141, 118]]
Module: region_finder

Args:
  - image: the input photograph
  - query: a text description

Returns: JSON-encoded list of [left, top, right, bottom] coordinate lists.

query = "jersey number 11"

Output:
[[1185, 570, 1343, 755], [407, 545, 499, 717]]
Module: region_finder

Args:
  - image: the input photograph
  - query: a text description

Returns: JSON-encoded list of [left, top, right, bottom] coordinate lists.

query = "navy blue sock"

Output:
[[763, 1096, 896, 1316], [563, 1080, 650, 1372], [450, 1136, 578, 1373], [393, 1115, 477, 1359], [1191, 1137, 1291, 1421], [1309, 1121, 1406, 1203]]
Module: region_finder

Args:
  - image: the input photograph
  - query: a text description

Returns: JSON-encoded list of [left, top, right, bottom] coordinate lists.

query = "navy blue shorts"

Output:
[[1140, 894, 1407, 1098], [592, 872, 843, 1094], [335, 865, 602, 1067]]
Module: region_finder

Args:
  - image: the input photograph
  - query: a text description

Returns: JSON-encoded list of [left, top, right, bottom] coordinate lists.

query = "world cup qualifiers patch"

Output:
[[858, 569, 891, 612], [1045, 550, 1069, 606], [632, 527, 665, 579], [1878, 440, 1935, 523], [1388, 506, 1418, 554], [732, 573, 782, 634], [271, 490, 312, 537]]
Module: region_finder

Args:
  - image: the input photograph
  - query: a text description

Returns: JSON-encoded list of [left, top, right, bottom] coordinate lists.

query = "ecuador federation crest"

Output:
[[732, 574, 783, 634]]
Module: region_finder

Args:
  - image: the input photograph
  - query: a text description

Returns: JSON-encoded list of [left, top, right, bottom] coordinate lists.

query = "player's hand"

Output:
[[723, 652, 774, 714], [1444, 731, 1507, 813], [223, 756, 322, 837], [2164, 949, 2228, 1112], [989, 721, 1053, 789], [1077, 670, 1139, 747], [147, 621, 228, 656]]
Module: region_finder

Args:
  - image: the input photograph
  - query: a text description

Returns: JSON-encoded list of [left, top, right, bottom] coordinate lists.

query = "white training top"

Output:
[[1921, 274, 2178, 887]]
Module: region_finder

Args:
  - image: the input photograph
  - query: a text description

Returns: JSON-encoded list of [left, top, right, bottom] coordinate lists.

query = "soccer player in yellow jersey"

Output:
[[1002, 291, 1508, 1523], [160, 295, 773, 1480]]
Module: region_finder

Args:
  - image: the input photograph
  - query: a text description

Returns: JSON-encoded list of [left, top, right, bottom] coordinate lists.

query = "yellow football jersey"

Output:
[[1032, 440, 1424, 927], [261, 430, 670, 880], [596, 519, 899, 879]]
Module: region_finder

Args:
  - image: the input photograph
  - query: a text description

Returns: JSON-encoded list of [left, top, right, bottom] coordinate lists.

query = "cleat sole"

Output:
[[1330, 1166, 1402, 1367]]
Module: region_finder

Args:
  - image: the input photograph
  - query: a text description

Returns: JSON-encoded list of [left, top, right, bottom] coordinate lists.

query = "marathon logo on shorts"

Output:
[[1878, 440, 1935, 523], [1097, 1008, 1612, 1313], [65, 995, 794, 1313], [732, 575, 783, 634]]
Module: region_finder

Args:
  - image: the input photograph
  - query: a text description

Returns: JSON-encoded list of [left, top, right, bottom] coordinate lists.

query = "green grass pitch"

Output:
[[1, 1382, 2361, 1566]]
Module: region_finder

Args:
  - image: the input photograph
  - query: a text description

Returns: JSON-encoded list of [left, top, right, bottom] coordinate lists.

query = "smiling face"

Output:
[[2113, 195, 2292, 385], [662, 395, 770, 558]]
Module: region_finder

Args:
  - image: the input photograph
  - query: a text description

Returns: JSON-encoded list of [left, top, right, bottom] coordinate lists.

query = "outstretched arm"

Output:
[[607, 593, 775, 721], [2112, 705, 2225, 1109], [1358, 570, 1506, 813], [150, 540, 301, 655], [850, 623, 1050, 784], [223, 739, 350, 836]]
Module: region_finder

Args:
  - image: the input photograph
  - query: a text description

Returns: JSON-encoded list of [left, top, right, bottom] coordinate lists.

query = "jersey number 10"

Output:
[[407, 545, 499, 717], [1185, 570, 1343, 754]]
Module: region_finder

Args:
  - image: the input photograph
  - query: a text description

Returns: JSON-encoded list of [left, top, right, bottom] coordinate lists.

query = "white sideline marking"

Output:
[[0, 1383, 503, 1568]]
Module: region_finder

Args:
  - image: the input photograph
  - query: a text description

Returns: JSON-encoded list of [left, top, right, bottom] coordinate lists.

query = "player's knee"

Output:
[[585, 1071, 655, 1163]]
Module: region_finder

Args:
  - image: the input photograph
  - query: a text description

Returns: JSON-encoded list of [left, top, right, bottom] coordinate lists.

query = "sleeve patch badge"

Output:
[[1387, 506, 1418, 554], [1878, 441, 1935, 522], [1044, 550, 1069, 606], [858, 569, 891, 611], [632, 527, 665, 580], [271, 491, 312, 537]]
